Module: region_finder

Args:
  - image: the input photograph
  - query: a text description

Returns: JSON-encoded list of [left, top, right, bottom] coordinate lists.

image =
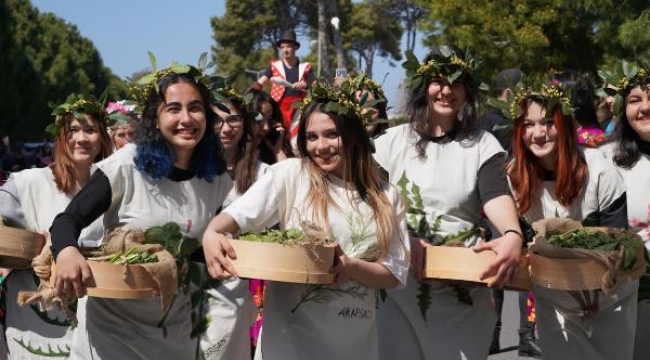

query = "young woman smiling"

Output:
[[49, 65, 232, 359], [375, 45, 524, 360], [202, 80, 409, 360], [599, 63, 650, 360], [509, 84, 632, 360], [0, 95, 112, 359]]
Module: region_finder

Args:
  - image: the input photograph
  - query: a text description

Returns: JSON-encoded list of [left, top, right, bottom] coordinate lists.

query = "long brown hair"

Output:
[[296, 101, 394, 259], [52, 113, 112, 194], [509, 98, 587, 214]]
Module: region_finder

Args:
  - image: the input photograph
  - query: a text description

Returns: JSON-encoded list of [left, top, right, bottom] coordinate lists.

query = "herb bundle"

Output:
[[548, 228, 642, 271], [106, 247, 158, 265], [239, 228, 333, 246]]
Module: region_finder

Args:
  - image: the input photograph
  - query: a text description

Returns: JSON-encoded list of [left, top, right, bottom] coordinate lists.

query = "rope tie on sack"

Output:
[[17, 245, 77, 323]]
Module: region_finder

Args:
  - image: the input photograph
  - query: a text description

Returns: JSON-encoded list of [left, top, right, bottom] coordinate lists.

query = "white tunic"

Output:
[[601, 142, 650, 360], [373, 124, 505, 360], [198, 162, 268, 360], [223, 158, 409, 360], [70, 144, 232, 360], [524, 147, 636, 360], [1, 167, 104, 360]]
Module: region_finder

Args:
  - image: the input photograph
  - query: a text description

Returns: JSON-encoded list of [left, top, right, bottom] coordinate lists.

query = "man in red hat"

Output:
[[251, 30, 315, 139]]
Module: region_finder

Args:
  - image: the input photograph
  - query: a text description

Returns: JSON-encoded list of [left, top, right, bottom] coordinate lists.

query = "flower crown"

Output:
[[402, 46, 480, 92], [487, 77, 572, 123], [130, 52, 211, 105], [46, 93, 107, 137], [293, 78, 380, 126], [598, 60, 650, 115], [209, 77, 263, 123], [105, 100, 141, 126]]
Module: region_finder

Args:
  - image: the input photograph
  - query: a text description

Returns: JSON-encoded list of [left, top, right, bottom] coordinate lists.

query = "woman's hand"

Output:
[[202, 231, 238, 280], [410, 237, 429, 281], [330, 243, 356, 286], [472, 232, 522, 288], [54, 246, 92, 299], [264, 123, 287, 160]]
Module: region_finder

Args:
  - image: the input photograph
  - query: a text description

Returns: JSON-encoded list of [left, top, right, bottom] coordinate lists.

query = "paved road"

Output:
[[488, 290, 539, 360]]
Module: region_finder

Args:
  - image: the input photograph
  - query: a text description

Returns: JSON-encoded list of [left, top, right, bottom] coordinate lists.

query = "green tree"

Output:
[[416, 0, 650, 82], [211, 0, 404, 89], [345, 0, 403, 78], [1, 0, 127, 140]]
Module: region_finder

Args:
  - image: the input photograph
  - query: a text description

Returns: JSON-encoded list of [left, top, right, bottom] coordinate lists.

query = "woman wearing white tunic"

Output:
[[374, 45, 524, 360], [0, 96, 112, 359], [49, 66, 232, 359], [202, 80, 410, 360], [508, 84, 632, 360], [598, 64, 650, 360], [197, 88, 268, 360]]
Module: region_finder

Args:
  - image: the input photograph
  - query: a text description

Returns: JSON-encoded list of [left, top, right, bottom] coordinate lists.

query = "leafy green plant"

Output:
[[548, 228, 642, 271], [107, 247, 158, 265]]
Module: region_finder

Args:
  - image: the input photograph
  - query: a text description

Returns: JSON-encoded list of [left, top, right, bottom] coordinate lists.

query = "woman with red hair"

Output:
[[509, 84, 634, 360], [0, 94, 112, 358]]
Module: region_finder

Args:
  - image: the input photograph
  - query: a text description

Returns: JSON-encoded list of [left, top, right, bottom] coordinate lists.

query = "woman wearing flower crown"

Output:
[[598, 62, 650, 360], [508, 82, 633, 360], [0, 95, 112, 359], [374, 45, 524, 360], [105, 100, 139, 150], [48, 63, 232, 359], [195, 86, 268, 360], [202, 79, 410, 360]]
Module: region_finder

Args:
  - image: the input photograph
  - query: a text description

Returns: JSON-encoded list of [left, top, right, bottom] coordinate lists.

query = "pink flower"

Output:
[[106, 100, 136, 115]]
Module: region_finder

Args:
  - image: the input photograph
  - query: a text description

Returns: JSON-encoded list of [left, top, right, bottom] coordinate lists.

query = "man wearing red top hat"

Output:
[[251, 30, 315, 139]]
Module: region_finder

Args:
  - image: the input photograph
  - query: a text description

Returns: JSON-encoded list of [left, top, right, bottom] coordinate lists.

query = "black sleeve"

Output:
[[49, 169, 112, 260], [477, 153, 511, 206], [582, 193, 628, 228], [261, 66, 272, 79]]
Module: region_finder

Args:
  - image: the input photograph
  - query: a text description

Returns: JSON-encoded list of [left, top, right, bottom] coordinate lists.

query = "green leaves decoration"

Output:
[[402, 47, 480, 92], [598, 60, 650, 116], [130, 52, 211, 105], [46, 93, 106, 137]]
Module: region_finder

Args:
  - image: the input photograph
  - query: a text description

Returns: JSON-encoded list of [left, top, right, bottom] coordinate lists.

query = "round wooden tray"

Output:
[[0, 226, 45, 269], [424, 246, 532, 291], [529, 245, 646, 291], [229, 240, 335, 284], [84, 261, 157, 299]]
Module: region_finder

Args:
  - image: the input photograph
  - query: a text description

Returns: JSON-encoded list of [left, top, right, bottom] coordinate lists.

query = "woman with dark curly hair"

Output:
[[49, 65, 232, 359], [375, 45, 524, 360]]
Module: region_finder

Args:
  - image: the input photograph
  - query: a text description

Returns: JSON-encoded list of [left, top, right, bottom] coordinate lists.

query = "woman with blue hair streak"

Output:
[[49, 63, 233, 359]]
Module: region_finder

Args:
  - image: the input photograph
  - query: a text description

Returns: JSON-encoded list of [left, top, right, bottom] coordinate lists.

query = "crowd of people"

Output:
[[0, 35, 648, 360]]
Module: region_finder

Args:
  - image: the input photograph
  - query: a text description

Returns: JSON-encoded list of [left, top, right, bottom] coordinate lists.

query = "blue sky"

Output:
[[30, 0, 426, 111]]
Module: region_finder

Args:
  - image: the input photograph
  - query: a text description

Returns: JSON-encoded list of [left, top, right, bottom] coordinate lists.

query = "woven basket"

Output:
[[424, 246, 532, 291], [0, 226, 45, 269], [529, 245, 646, 291], [229, 240, 335, 284]]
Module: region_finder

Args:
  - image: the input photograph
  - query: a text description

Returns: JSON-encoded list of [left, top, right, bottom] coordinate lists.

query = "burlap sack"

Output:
[[529, 218, 635, 294], [91, 228, 178, 311], [18, 227, 179, 320]]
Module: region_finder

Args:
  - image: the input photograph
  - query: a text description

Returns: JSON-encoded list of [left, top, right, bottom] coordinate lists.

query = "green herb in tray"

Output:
[[548, 228, 642, 271], [107, 247, 158, 265], [239, 228, 331, 246]]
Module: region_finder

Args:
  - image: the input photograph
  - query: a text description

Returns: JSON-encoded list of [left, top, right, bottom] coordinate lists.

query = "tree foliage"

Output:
[[416, 0, 650, 83], [0, 0, 128, 140], [211, 0, 403, 90]]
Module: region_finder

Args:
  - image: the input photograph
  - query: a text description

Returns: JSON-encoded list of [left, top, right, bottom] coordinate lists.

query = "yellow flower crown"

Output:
[[46, 94, 107, 137]]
